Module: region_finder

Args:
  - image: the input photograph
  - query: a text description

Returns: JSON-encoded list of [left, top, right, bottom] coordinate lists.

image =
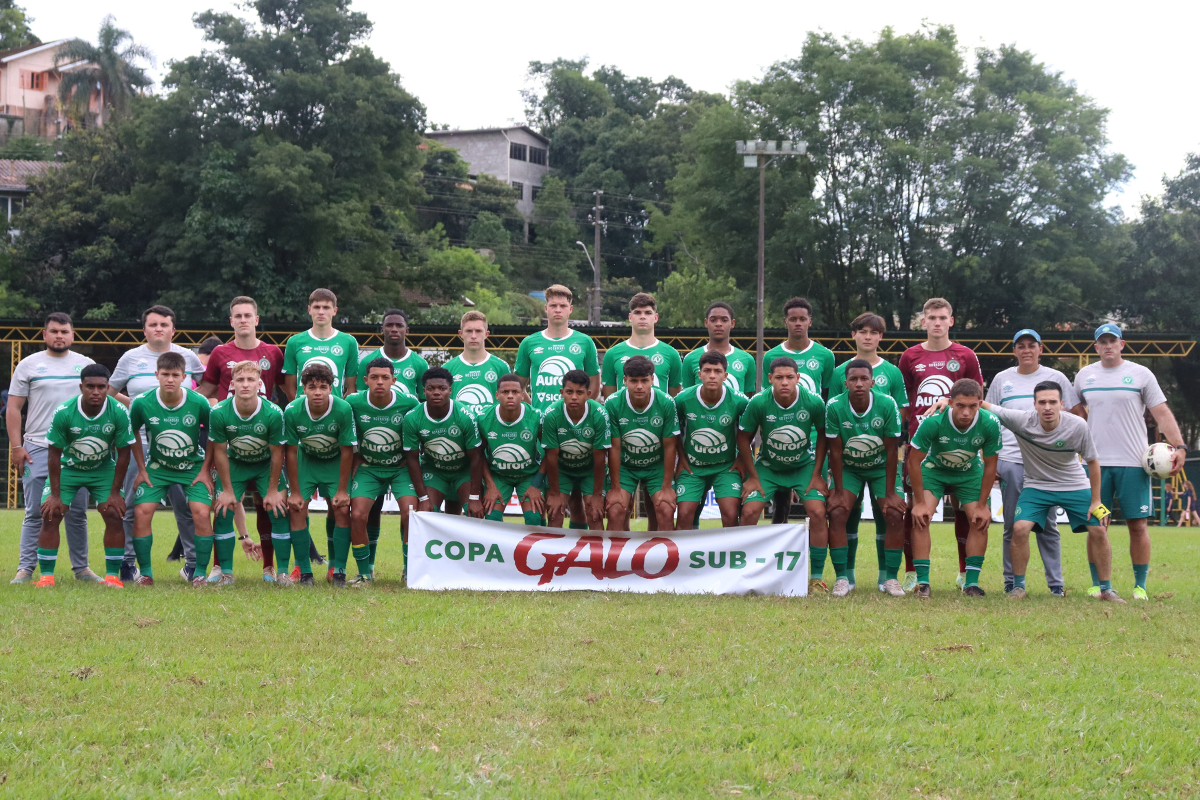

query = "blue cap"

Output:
[[1095, 323, 1123, 340], [1012, 328, 1041, 344]]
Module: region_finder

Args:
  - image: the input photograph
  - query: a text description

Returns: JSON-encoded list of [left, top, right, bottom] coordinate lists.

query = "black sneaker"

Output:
[[119, 562, 139, 582], [180, 565, 195, 582], [298, 573, 315, 587], [915, 583, 932, 598], [166, 536, 184, 563], [332, 572, 347, 588], [1049, 586, 1066, 597], [1004, 581, 1014, 594], [962, 585, 986, 597]]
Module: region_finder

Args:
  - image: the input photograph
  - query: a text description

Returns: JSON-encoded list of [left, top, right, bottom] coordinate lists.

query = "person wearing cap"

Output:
[[985, 329, 1078, 595], [1072, 324, 1188, 600]]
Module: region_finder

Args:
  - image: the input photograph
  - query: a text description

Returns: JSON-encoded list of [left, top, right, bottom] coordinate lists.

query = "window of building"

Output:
[[20, 70, 46, 91], [511, 181, 524, 199], [509, 142, 527, 161], [531, 185, 542, 202], [528, 147, 547, 166]]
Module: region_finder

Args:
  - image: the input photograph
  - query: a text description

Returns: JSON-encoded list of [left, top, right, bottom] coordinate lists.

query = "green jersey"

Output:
[[402, 400, 481, 474], [604, 388, 680, 470], [359, 347, 427, 399], [738, 388, 826, 471], [830, 357, 909, 410], [911, 408, 1002, 472], [682, 345, 757, 396], [476, 403, 542, 480], [824, 392, 902, 472], [514, 330, 600, 412], [283, 395, 357, 460], [346, 390, 418, 468], [46, 395, 136, 470], [445, 353, 512, 418], [208, 397, 287, 465], [763, 340, 836, 397], [282, 329, 360, 395], [674, 385, 750, 470], [540, 399, 611, 474], [128, 388, 210, 470], [600, 340, 683, 392]]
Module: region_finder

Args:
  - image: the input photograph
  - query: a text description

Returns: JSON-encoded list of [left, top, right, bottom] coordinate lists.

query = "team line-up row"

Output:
[[9, 285, 1188, 600]]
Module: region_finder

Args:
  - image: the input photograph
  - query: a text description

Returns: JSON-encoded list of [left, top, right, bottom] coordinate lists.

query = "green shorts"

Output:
[[42, 465, 122, 506], [133, 462, 212, 506], [1101, 466, 1153, 520], [423, 467, 472, 500], [558, 469, 603, 496], [617, 464, 667, 496], [214, 460, 287, 535], [491, 472, 539, 508], [744, 460, 823, 504], [299, 451, 345, 501], [350, 463, 415, 501], [674, 464, 743, 503], [919, 463, 984, 506], [1015, 486, 1099, 533], [840, 468, 901, 504]]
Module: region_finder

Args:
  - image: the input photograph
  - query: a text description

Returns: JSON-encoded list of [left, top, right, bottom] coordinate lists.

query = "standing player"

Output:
[[281, 288, 360, 401], [682, 302, 756, 396], [126, 352, 215, 586], [673, 352, 750, 529], [986, 329, 1075, 595], [825, 360, 907, 597], [604, 356, 680, 531], [402, 367, 485, 518], [516, 284, 600, 412], [284, 363, 358, 586], [898, 297, 984, 591], [763, 297, 835, 396], [478, 374, 545, 526], [1073, 324, 1188, 600], [359, 308, 427, 399], [35, 364, 135, 587], [446, 310, 510, 417], [908, 380, 1002, 596], [600, 293, 683, 398], [542, 370, 611, 529]]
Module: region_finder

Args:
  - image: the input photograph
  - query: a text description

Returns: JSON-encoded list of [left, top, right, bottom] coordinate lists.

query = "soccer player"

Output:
[[763, 297, 835, 396], [907, 379, 1002, 596], [1073, 323, 1188, 599], [542, 370, 610, 529], [284, 362, 358, 586], [604, 356, 680, 531], [898, 297, 984, 590], [478, 374, 545, 526], [205, 361, 293, 587], [281, 288, 360, 401], [8, 313, 98, 584], [446, 310, 510, 417], [674, 351, 750, 529], [682, 302, 756, 396], [825, 360, 907, 597], [359, 308, 427, 399], [403, 367, 485, 518], [35, 364, 136, 587], [601, 293, 683, 398], [126, 352, 215, 586], [347, 357, 420, 578], [986, 329, 1075, 595], [516, 284, 600, 413]]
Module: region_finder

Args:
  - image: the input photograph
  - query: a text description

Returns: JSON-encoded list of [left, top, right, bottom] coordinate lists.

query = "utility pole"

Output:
[[590, 190, 604, 325]]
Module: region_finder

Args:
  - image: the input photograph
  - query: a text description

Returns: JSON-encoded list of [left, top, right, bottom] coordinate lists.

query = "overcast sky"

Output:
[[45, 0, 1200, 216]]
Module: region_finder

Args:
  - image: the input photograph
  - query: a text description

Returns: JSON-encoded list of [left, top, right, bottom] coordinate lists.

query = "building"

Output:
[[0, 158, 58, 230], [424, 126, 550, 219], [0, 40, 101, 141]]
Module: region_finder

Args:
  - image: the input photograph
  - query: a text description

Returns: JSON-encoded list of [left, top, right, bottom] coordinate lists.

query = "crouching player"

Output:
[[285, 362, 358, 586], [908, 379, 1001, 596], [36, 364, 135, 587], [403, 367, 485, 518], [604, 356, 679, 531], [127, 352, 215, 586], [204, 361, 291, 586], [825, 360, 907, 597], [478, 374, 545, 526], [347, 358, 419, 580], [542, 370, 610, 529]]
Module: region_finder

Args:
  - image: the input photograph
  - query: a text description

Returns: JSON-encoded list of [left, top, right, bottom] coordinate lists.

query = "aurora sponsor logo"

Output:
[[558, 438, 591, 458], [228, 435, 269, 459], [67, 436, 111, 462], [915, 375, 955, 408], [300, 433, 339, 454], [689, 428, 728, 455], [844, 434, 884, 463], [622, 428, 661, 456], [153, 430, 196, 460], [534, 355, 578, 388], [361, 427, 402, 453], [491, 443, 533, 469], [766, 425, 809, 454], [936, 449, 977, 469], [424, 436, 464, 462]]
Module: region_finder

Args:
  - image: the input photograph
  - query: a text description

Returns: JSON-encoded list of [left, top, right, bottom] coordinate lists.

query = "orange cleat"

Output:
[[290, 565, 301, 582], [102, 575, 124, 589], [326, 567, 334, 583], [33, 575, 55, 587]]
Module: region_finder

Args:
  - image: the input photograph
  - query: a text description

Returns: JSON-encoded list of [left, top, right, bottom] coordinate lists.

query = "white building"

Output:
[[425, 126, 550, 219]]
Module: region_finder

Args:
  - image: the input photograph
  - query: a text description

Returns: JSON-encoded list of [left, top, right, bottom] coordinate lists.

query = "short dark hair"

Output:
[[563, 369, 590, 388], [365, 356, 395, 376], [629, 292, 657, 312], [783, 297, 813, 317], [850, 312, 886, 334], [198, 336, 223, 356], [156, 351, 187, 373], [844, 358, 873, 378], [623, 355, 655, 379], [950, 378, 983, 399], [705, 301, 734, 319], [229, 296, 257, 314], [141, 304, 176, 326], [1033, 380, 1063, 400], [422, 366, 452, 386], [698, 351, 727, 371], [497, 372, 522, 388], [309, 288, 337, 306], [45, 311, 72, 328], [80, 363, 110, 381], [769, 357, 797, 374], [382, 308, 408, 326], [300, 361, 335, 387]]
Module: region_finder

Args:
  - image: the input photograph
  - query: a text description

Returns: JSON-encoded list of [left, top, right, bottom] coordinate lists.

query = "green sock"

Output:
[[914, 558, 931, 586], [1101, 578, 1112, 592], [523, 510, 544, 526], [569, 519, 589, 530], [215, 534, 236, 575], [846, 533, 858, 570], [884, 548, 903, 581], [326, 514, 335, 561], [487, 509, 504, 522], [272, 533, 292, 573], [352, 544, 371, 576], [194, 535, 214, 577], [291, 525, 313, 575], [402, 541, 409, 579], [964, 555, 984, 587], [876, 534, 887, 585], [367, 525, 380, 569], [332, 526, 351, 573], [1133, 563, 1149, 590], [1088, 562, 1101, 587], [37, 547, 57, 577], [810, 545, 828, 580], [132, 535, 153, 579], [830, 546, 849, 581], [1013, 573, 1026, 590], [104, 546, 124, 578]]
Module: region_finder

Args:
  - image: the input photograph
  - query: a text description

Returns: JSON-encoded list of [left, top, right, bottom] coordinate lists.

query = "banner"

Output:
[[408, 512, 810, 596]]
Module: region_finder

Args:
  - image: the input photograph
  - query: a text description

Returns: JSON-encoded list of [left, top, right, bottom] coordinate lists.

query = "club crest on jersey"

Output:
[[798, 410, 810, 421], [971, 437, 983, 446], [332, 345, 344, 357], [258, 358, 271, 370], [183, 415, 197, 427], [569, 343, 583, 355], [448, 425, 460, 436], [719, 415, 732, 426], [875, 375, 889, 387], [391, 414, 404, 426], [485, 371, 498, 383], [1054, 440, 1065, 448], [652, 354, 664, 365], [947, 359, 961, 372], [254, 424, 267, 434], [102, 424, 115, 434], [403, 368, 416, 379], [732, 362, 744, 372], [1123, 376, 1134, 385], [806, 359, 819, 371], [871, 417, 884, 429], [651, 416, 663, 427]]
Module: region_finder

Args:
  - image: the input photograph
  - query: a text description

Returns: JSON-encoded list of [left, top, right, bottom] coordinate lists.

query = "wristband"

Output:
[[468, 494, 480, 500], [531, 472, 546, 490], [419, 495, 429, 501]]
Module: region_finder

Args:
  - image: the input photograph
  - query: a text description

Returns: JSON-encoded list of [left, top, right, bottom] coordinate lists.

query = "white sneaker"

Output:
[[881, 578, 905, 597], [206, 565, 222, 584], [10, 569, 33, 584], [217, 574, 235, 586], [74, 568, 103, 582], [902, 571, 918, 592], [831, 578, 852, 597], [275, 572, 294, 587], [955, 571, 967, 589]]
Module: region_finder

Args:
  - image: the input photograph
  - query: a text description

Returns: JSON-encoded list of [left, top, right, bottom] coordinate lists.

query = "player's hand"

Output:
[[331, 490, 350, 510], [584, 493, 605, 524], [130, 469, 152, 498], [652, 487, 677, 521], [882, 490, 907, 518], [740, 477, 762, 502], [923, 398, 950, 418], [241, 536, 263, 561], [806, 474, 829, 499], [483, 483, 501, 510], [467, 498, 485, 518], [10, 446, 30, 472], [1171, 447, 1186, 475], [827, 488, 855, 512], [214, 490, 239, 518], [546, 491, 568, 518], [262, 489, 286, 515], [521, 486, 545, 515], [191, 469, 215, 497], [286, 491, 306, 514], [40, 494, 67, 523], [968, 502, 991, 529], [1088, 500, 1106, 522], [912, 502, 933, 529], [605, 487, 631, 517], [417, 497, 434, 513]]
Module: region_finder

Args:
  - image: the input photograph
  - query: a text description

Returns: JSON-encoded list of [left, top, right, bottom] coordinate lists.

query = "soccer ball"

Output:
[[1143, 443, 1175, 479]]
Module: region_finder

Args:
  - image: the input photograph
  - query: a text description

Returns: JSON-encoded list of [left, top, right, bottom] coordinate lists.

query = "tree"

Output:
[[54, 15, 152, 124], [0, 0, 37, 51]]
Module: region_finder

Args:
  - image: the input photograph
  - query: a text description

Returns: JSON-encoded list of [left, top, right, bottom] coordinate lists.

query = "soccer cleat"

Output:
[[1004, 581, 1014, 594], [326, 567, 334, 584], [830, 578, 852, 598], [332, 573, 347, 588], [275, 572, 294, 587], [955, 572, 966, 589], [33, 575, 55, 587], [312, 552, 327, 566], [217, 574, 235, 587], [166, 536, 184, 562], [903, 571, 918, 592], [120, 563, 140, 582], [180, 566, 195, 582], [962, 585, 986, 597], [206, 565, 222, 584], [290, 565, 301, 582], [102, 574, 124, 588], [1099, 589, 1126, 603], [881, 578, 905, 597], [1049, 586, 1066, 597], [191, 576, 208, 588], [10, 569, 33, 584], [348, 574, 372, 589], [262, 569, 275, 583], [1132, 586, 1149, 601], [846, 570, 856, 591], [1008, 587, 1027, 600], [914, 583, 932, 598], [134, 575, 154, 587], [75, 568, 102, 582], [298, 574, 315, 587], [1087, 586, 1101, 598], [808, 579, 828, 594]]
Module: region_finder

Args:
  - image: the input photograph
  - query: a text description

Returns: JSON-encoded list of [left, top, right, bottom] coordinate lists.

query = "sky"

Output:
[[43, 0, 1200, 216]]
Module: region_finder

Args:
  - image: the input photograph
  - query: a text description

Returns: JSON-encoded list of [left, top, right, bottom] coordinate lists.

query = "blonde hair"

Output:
[[230, 360, 262, 380], [923, 297, 953, 315], [460, 310, 487, 327], [545, 284, 573, 303]]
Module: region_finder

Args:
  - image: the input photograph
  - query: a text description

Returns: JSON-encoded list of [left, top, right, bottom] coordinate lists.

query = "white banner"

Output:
[[408, 512, 810, 596]]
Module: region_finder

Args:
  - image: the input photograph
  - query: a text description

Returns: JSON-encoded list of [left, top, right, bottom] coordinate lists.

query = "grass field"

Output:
[[1, 509, 1198, 798]]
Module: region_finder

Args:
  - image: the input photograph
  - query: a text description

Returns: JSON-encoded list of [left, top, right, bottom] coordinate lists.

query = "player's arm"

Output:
[[972, 453, 999, 528], [736, 429, 762, 500], [656, 436, 679, 514], [332, 445, 353, 509], [6, 394, 29, 472], [40, 446, 66, 520], [105, 445, 132, 518], [543, 447, 566, 517], [600, 351, 616, 398], [211, 442, 237, 516], [284, 444, 304, 514], [585, 448, 606, 524], [1149, 403, 1188, 473], [466, 447, 485, 518], [906, 444, 932, 527], [107, 384, 132, 406], [197, 380, 218, 400], [193, 445, 215, 495], [480, 460, 501, 510], [129, 434, 151, 496], [281, 375, 297, 403], [589, 373, 600, 400], [826, 435, 851, 511], [1086, 457, 1104, 520], [806, 434, 829, 498], [605, 435, 630, 514], [405, 449, 431, 512]]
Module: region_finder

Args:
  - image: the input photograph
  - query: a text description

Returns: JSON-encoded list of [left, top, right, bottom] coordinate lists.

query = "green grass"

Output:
[[1, 509, 1198, 798]]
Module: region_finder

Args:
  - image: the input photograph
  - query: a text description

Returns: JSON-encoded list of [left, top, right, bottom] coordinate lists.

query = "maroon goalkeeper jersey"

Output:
[[898, 342, 984, 438]]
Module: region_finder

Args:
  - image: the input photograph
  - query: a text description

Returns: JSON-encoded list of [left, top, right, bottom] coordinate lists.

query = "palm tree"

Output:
[[54, 15, 153, 126]]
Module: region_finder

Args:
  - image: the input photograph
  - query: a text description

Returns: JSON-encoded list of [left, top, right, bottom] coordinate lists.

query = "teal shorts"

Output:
[[423, 467, 471, 500], [840, 468, 901, 504], [299, 451, 345, 501], [617, 464, 668, 496], [558, 469, 603, 496], [744, 460, 823, 504], [920, 463, 984, 506], [42, 466, 122, 506], [1015, 486, 1099, 532], [1101, 466, 1153, 520], [350, 463, 415, 501], [490, 472, 539, 510], [213, 459, 287, 535], [674, 464, 743, 503], [133, 462, 212, 506]]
